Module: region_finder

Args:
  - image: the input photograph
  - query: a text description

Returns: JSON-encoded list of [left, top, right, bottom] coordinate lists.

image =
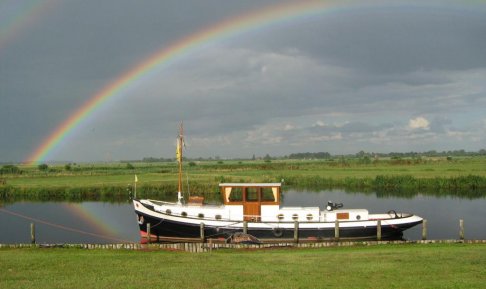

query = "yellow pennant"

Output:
[[176, 139, 182, 162]]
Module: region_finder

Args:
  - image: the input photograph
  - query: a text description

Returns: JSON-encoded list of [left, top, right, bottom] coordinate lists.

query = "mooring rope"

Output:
[[0, 207, 134, 243]]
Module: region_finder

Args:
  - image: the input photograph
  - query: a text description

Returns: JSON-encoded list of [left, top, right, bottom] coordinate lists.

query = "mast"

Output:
[[176, 121, 184, 204]]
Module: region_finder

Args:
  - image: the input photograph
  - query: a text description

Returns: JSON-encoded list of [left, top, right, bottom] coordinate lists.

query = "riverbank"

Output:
[[1, 157, 486, 201], [1, 242, 485, 288]]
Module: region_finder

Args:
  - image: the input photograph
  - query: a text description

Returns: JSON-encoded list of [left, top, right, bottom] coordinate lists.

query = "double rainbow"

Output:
[[25, 0, 345, 164], [25, 0, 483, 164], [0, 0, 56, 52]]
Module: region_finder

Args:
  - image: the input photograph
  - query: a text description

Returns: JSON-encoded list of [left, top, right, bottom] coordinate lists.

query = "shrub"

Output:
[[38, 164, 49, 171], [0, 165, 21, 175]]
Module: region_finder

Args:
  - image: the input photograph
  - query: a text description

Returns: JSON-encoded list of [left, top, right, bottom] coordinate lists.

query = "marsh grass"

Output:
[[1, 157, 486, 200]]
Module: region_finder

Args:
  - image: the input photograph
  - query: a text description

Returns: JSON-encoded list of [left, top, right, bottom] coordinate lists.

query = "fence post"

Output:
[[200, 223, 205, 242], [294, 221, 299, 243], [422, 219, 427, 240], [334, 220, 340, 241], [459, 219, 464, 240], [377, 220, 382, 241], [146, 223, 151, 244], [30, 223, 36, 244], [243, 221, 248, 234]]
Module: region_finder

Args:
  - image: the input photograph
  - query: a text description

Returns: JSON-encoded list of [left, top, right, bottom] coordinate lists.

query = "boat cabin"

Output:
[[220, 183, 281, 222]]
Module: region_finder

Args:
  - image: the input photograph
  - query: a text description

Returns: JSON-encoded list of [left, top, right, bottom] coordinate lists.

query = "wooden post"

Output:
[[334, 220, 340, 241], [243, 221, 248, 234], [294, 221, 299, 243], [209, 238, 213, 253], [200, 223, 205, 242], [30, 223, 35, 244], [459, 219, 464, 240], [377, 220, 382, 241], [422, 219, 427, 240], [146, 223, 151, 244]]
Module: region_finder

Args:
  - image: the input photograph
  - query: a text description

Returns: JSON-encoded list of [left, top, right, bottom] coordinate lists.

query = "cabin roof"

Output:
[[219, 183, 281, 187]]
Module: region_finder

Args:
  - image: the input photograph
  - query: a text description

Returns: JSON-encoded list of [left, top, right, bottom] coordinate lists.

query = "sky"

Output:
[[1, 0, 485, 163]]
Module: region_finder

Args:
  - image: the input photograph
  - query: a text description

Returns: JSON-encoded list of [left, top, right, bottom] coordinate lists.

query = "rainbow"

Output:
[[26, 0, 484, 164], [64, 203, 119, 239], [0, 0, 57, 52], [0, 204, 132, 243], [25, 0, 351, 164]]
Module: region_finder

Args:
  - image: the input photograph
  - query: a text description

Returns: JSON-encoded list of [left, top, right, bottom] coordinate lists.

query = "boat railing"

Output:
[[147, 200, 177, 206], [369, 212, 414, 220]]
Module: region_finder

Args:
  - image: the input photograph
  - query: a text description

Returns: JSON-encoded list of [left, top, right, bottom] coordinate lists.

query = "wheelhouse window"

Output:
[[229, 187, 243, 202], [220, 183, 281, 205], [261, 187, 276, 202], [245, 187, 259, 202]]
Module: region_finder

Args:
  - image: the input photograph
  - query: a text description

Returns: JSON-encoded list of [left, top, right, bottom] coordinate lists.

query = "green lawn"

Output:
[[1, 244, 485, 289]]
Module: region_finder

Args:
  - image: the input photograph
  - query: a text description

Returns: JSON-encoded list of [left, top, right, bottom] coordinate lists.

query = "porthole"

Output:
[[198, 213, 204, 219], [277, 214, 284, 220], [306, 214, 313, 221], [273, 228, 284, 237], [181, 212, 187, 217], [356, 215, 361, 220], [165, 209, 172, 215], [292, 214, 299, 221], [215, 214, 222, 220]]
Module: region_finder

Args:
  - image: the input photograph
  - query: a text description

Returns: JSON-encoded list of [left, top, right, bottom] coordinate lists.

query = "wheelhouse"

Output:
[[220, 183, 281, 222]]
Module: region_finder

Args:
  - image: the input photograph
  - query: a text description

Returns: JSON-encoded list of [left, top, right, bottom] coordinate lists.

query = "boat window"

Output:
[[246, 187, 259, 202], [261, 187, 276, 202], [229, 187, 243, 202]]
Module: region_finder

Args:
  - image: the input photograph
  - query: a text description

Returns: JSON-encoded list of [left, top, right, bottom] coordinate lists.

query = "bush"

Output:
[[38, 164, 49, 171], [0, 165, 21, 175]]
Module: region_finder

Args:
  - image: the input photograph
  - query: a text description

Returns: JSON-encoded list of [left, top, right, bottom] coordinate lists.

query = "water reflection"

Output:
[[283, 190, 486, 240], [0, 202, 139, 244], [1, 189, 485, 243]]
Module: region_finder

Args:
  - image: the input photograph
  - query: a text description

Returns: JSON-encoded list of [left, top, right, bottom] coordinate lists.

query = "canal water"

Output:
[[1, 190, 485, 243]]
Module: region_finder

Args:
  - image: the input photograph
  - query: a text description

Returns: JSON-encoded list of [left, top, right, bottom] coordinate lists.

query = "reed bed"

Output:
[[1, 157, 486, 201]]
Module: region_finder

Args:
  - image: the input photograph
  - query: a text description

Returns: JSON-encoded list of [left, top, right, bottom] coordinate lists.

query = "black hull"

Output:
[[135, 211, 421, 242]]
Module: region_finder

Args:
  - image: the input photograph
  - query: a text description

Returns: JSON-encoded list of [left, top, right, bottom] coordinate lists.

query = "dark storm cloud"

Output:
[[242, 3, 486, 73], [0, 0, 485, 162]]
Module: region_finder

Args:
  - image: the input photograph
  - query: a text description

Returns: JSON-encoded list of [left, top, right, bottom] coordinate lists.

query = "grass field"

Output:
[[1, 243, 485, 289]]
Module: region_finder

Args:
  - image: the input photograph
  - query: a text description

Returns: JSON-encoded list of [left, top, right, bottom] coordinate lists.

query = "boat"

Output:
[[132, 124, 423, 242]]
